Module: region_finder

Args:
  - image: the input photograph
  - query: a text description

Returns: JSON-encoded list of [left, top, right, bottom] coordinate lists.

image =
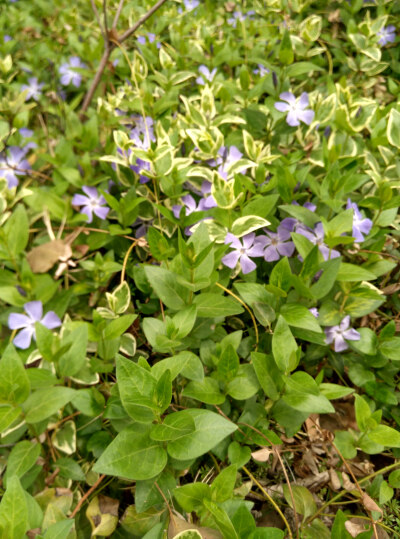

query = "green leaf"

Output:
[[152, 351, 204, 381], [167, 409, 237, 460], [0, 344, 30, 404], [23, 387, 76, 424], [0, 476, 28, 539], [183, 378, 225, 405], [310, 257, 341, 299], [369, 425, 400, 448], [226, 365, 260, 401], [231, 216, 270, 237], [150, 412, 196, 441], [217, 344, 239, 381], [380, 337, 400, 360], [93, 425, 167, 480], [280, 304, 322, 333], [42, 520, 75, 539], [55, 457, 85, 481], [279, 30, 294, 65], [202, 499, 239, 539], [349, 328, 377, 356], [251, 352, 282, 400], [336, 263, 376, 282], [59, 324, 88, 377], [210, 465, 237, 503], [0, 406, 22, 433], [103, 314, 136, 340], [147, 227, 175, 260], [272, 316, 298, 373], [319, 384, 354, 400], [387, 108, 400, 148], [144, 266, 189, 310], [193, 293, 244, 318], [154, 369, 172, 414], [334, 431, 357, 460], [282, 485, 316, 520], [174, 483, 211, 513], [3, 205, 29, 256], [4, 441, 41, 487], [116, 356, 158, 423]]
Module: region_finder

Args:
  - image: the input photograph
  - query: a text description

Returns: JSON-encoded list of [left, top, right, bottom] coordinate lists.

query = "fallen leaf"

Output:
[[328, 468, 341, 491], [361, 492, 382, 514], [251, 447, 272, 462], [341, 472, 356, 491], [168, 515, 222, 539], [345, 519, 370, 537], [27, 240, 71, 273]]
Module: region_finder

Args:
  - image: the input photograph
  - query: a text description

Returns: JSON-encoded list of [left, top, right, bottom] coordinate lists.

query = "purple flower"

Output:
[[21, 77, 44, 101], [130, 116, 156, 150], [59, 57, 87, 87], [377, 26, 396, 46], [297, 222, 340, 261], [19, 128, 34, 138], [72, 186, 110, 223], [4, 35, 12, 42], [255, 224, 295, 262], [197, 181, 217, 210], [324, 316, 360, 352], [8, 301, 61, 349], [137, 33, 161, 49], [183, 0, 200, 11], [209, 146, 243, 180], [253, 64, 269, 77], [346, 199, 372, 242], [0, 146, 31, 188], [196, 65, 217, 85], [274, 92, 315, 127], [227, 10, 255, 27], [222, 233, 264, 274], [309, 308, 319, 318], [172, 194, 202, 219]]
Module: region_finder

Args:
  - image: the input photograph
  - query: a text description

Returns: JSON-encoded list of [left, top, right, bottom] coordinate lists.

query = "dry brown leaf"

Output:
[[251, 447, 272, 462], [341, 472, 356, 491], [361, 492, 382, 514], [168, 515, 222, 539], [224, 1, 236, 12], [382, 283, 400, 295], [328, 468, 341, 491], [345, 519, 370, 537], [27, 240, 71, 273], [305, 414, 321, 442]]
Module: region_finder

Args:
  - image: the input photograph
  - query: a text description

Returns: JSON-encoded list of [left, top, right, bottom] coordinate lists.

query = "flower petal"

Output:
[[8, 313, 30, 330], [13, 327, 34, 349], [24, 301, 43, 321], [298, 109, 315, 125], [286, 110, 300, 127], [277, 241, 295, 257], [222, 250, 241, 269], [71, 194, 90, 206], [94, 206, 110, 220], [242, 233, 255, 250], [334, 334, 348, 352], [264, 245, 280, 262], [240, 254, 257, 274], [224, 233, 242, 250], [279, 92, 296, 103], [274, 101, 290, 113], [82, 186, 98, 199], [41, 311, 62, 329], [343, 328, 361, 342], [298, 92, 310, 109], [339, 316, 350, 331]]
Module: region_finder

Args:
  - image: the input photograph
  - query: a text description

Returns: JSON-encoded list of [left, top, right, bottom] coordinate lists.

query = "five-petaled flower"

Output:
[[222, 233, 264, 274], [253, 64, 269, 77], [377, 26, 396, 46], [255, 224, 295, 262], [324, 316, 360, 352], [182, 0, 200, 11], [346, 199, 372, 242], [137, 33, 161, 48], [196, 65, 217, 85], [209, 146, 244, 180], [72, 186, 110, 223], [21, 77, 44, 101], [8, 301, 61, 349], [274, 92, 315, 127], [0, 146, 31, 188], [297, 222, 340, 261], [130, 116, 156, 150], [227, 10, 255, 27], [59, 57, 87, 87]]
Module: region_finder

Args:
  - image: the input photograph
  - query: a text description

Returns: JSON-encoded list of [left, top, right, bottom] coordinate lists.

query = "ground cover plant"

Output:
[[1, 0, 400, 536]]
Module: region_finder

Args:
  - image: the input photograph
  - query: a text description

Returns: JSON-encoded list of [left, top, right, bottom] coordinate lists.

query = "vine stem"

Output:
[[81, 0, 169, 114], [215, 282, 259, 349], [242, 466, 293, 539], [69, 474, 106, 518], [120, 239, 139, 283]]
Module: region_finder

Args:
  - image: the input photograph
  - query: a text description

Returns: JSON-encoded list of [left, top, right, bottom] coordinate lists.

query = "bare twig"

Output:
[[90, 0, 106, 42], [81, 0, 169, 114], [103, 0, 109, 38], [112, 0, 125, 29], [69, 474, 106, 518]]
